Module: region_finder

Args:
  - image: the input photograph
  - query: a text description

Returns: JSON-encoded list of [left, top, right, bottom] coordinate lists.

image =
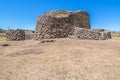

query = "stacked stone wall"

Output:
[[70, 11, 90, 28], [6, 29, 25, 41], [35, 10, 91, 39], [34, 15, 71, 40], [73, 27, 111, 40], [25, 31, 34, 40], [69, 11, 90, 35]]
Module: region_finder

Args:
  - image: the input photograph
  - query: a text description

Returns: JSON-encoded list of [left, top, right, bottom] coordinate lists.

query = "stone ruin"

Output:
[[25, 31, 34, 40], [6, 10, 112, 41], [73, 27, 111, 40], [6, 29, 25, 41], [34, 10, 91, 40], [6, 30, 35, 41]]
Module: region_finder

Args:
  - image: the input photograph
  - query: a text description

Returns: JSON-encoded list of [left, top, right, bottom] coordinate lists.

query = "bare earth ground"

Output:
[[0, 38, 120, 80]]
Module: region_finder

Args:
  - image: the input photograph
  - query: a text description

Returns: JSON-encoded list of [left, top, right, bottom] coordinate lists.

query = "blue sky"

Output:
[[0, 0, 120, 31]]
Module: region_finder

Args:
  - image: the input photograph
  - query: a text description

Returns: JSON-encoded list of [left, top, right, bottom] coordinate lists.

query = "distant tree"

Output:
[[0, 28, 5, 33], [31, 30, 35, 33]]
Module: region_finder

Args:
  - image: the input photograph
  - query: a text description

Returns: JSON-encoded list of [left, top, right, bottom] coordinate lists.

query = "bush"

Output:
[[0, 28, 5, 33]]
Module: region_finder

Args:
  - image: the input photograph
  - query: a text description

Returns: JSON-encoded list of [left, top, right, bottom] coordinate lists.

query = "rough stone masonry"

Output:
[[34, 10, 91, 40], [6, 29, 25, 41], [5, 10, 111, 41], [73, 27, 111, 40]]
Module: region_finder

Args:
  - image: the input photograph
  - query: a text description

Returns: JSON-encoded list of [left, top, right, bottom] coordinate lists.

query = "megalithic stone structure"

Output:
[[34, 10, 91, 40]]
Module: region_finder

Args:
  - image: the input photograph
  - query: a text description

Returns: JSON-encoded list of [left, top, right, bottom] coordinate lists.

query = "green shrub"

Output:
[[0, 28, 5, 33]]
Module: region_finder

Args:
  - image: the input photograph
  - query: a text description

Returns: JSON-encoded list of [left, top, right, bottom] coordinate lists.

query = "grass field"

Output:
[[112, 36, 120, 40], [0, 37, 6, 41], [0, 33, 6, 41], [0, 39, 120, 80], [111, 32, 120, 40], [0, 32, 120, 80]]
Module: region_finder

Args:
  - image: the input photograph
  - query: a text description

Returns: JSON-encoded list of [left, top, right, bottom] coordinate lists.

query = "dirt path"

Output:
[[0, 39, 120, 80]]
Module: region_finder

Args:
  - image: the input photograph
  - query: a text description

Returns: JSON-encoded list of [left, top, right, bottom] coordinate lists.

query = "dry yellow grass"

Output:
[[0, 36, 6, 41], [112, 36, 120, 40], [0, 33, 6, 41], [0, 39, 120, 80]]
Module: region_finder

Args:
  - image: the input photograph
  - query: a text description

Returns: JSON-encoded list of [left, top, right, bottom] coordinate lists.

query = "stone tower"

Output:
[[34, 10, 91, 40]]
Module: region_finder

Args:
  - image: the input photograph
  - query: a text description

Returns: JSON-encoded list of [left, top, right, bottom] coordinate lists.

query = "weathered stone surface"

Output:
[[35, 10, 91, 39], [34, 15, 71, 40], [44, 10, 71, 18], [6, 29, 25, 41], [69, 11, 90, 35], [73, 27, 111, 40], [70, 11, 90, 28], [25, 31, 34, 40]]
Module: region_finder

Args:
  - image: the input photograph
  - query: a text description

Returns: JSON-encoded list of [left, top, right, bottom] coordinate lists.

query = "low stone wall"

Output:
[[25, 31, 34, 40], [6, 30, 25, 41], [73, 27, 111, 40]]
